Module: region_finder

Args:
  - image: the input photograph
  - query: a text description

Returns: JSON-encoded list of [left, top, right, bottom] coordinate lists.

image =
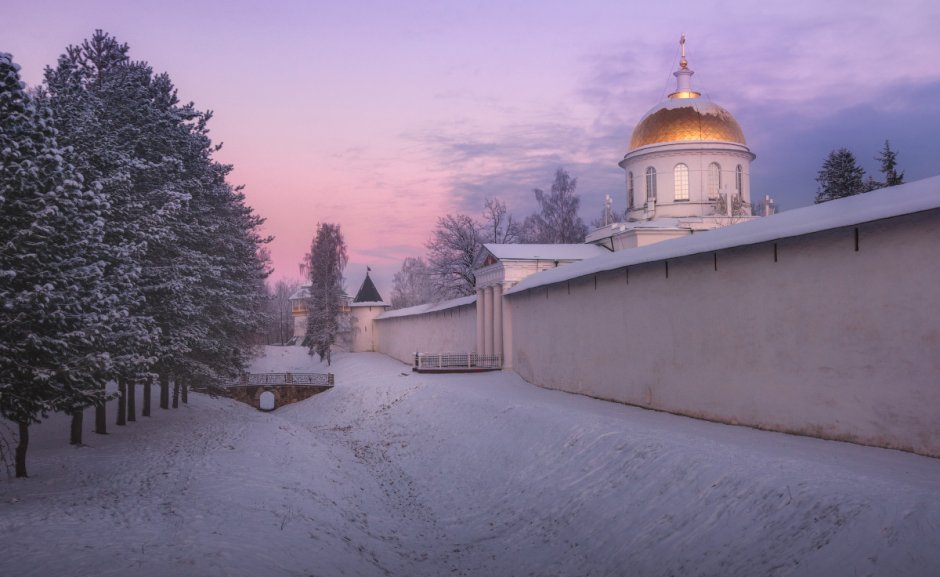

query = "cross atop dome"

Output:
[[669, 34, 701, 100]]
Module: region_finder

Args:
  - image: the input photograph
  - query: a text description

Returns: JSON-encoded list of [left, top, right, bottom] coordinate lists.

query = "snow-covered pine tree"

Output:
[[46, 31, 270, 414], [0, 53, 117, 475], [814, 148, 867, 204], [877, 140, 904, 187], [44, 32, 170, 427], [304, 224, 348, 365]]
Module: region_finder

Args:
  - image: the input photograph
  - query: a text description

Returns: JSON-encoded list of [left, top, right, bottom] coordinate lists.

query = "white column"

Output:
[[493, 283, 503, 363], [475, 288, 485, 355], [502, 286, 513, 370], [483, 286, 494, 356]]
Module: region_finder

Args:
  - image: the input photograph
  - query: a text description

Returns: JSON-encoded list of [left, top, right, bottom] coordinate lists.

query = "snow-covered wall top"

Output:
[[483, 243, 609, 261], [507, 175, 940, 296], [376, 294, 476, 320]]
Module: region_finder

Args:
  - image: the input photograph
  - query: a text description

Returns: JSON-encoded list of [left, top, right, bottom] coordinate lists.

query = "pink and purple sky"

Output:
[[4, 0, 939, 295]]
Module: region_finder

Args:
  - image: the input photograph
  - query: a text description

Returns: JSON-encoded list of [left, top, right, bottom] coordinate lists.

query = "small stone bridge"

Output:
[[225, 373, 334, 411]]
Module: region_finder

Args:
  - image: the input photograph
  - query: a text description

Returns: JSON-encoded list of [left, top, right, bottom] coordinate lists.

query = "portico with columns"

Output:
[[474, 243, 609, 369]]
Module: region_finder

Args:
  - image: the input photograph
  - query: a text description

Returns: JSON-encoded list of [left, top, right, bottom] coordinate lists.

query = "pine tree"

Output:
[[44, 32, 170, 429], [0, 53, 116, 475], [305, 224, 348, 365], [877, 140, 904, 187], [522, 168, 588, 243], [814, 148, 867, 204], [45, 31, 270, 405]]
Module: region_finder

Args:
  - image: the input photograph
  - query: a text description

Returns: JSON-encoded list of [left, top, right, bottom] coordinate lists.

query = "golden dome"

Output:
[[628, 99, 746, 152]]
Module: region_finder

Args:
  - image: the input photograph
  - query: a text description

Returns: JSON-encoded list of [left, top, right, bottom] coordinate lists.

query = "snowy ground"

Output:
[[2, 347, 939, 577]]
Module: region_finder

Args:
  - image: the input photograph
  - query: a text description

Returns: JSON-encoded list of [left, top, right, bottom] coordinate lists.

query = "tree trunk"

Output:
[[116, 378, 127, 426], [181, 378, 189, 404], [95, 402, 107, 434], [127, 380, 136, 422], [15, 421, 29, 478], [160, 373, 169, 410], [142, 380, 152, 417], [70, 410, 83, 445], [172, 378, 180, 409]]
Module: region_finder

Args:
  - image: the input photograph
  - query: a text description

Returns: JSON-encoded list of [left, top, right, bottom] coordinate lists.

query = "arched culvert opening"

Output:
[[259, 390, 276, 411]]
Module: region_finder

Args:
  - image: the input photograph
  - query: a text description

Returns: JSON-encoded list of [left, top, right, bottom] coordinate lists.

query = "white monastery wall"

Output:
[[373, 298, 477, 365], [507, 209, 940, 457]]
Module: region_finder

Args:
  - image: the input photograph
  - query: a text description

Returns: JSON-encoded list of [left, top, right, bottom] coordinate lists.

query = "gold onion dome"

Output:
[[628, 34, 746, 152], [628, 100, 747, 151]]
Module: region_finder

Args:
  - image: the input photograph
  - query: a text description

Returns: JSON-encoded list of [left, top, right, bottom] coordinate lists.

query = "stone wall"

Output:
[[373, 297, 477, 365], [507, 209, 940, 457]]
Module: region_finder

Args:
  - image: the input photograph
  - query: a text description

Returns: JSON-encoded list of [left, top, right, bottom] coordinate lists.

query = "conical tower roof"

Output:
[[353, 270, 384, 303]]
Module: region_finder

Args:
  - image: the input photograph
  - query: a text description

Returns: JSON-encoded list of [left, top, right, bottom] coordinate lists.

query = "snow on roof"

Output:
[[288, 286, 311, 300], [507, 174, 940, 296], [376, 294, 477, 320], [483, 243, 609, 261], [350, 300, 388, 308]]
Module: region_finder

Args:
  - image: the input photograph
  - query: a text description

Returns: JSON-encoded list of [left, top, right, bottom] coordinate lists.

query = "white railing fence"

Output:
[[414, 352, 501, 370], [230, 373, 334, 387]]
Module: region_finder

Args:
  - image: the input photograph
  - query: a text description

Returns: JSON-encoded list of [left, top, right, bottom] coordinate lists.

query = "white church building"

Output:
[[292, 38, 940, 458]]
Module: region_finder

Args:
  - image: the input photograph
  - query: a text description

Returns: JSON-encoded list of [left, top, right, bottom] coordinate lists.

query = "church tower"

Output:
[[589, 35, 758, 250]]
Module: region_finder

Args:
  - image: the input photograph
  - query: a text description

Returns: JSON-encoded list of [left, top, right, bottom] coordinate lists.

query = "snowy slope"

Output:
[[2, 346, 938, 576]]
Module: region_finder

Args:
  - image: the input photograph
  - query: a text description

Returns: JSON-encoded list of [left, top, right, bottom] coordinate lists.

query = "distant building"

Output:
[[288, 270, 389, 350]]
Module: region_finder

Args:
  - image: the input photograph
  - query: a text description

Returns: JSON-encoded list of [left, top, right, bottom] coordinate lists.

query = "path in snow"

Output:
[[2, 346, 939, 576]]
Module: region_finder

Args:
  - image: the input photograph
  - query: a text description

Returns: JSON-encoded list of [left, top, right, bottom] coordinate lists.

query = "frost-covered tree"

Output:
[[305, 223, 348, 365], [45, 31, 270, 421], [877, 140, 904, 187], [44, 31, 174, 425], [814, 148, 867, 204], [391, 257, 436, 309], [480, 197, 521, 244], [522, 168, 588, 243], [0, 53, 117, 476], [426, 213, 481, 298], [264, 279, 301, 344]]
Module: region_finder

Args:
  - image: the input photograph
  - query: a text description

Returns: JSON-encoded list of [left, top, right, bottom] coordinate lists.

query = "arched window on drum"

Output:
[[627, 171, 634, 209], [646, 167, 657, 201], [674, 163, 689, 201], [707, 162, 721, 199]]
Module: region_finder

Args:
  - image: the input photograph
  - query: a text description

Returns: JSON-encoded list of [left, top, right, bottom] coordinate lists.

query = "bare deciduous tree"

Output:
[[481, 197, 521, 244], [521, 168, 588, 243], [264, 279, 301, 345], [426, 214, 481, 298], [391, 257, 436, 309]]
